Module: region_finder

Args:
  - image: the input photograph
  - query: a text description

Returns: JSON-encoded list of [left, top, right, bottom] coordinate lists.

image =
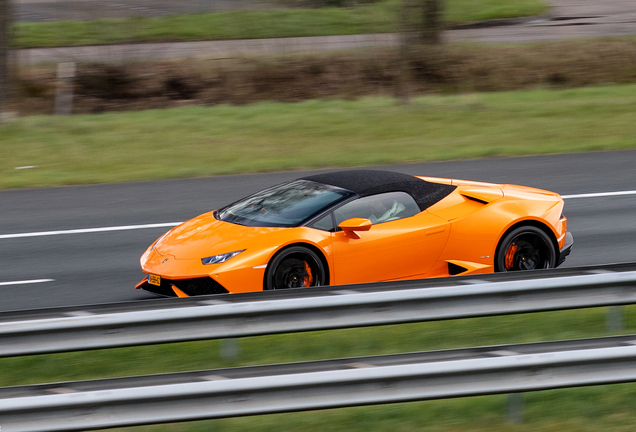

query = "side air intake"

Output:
[[448, 262, 468, 276], [459, 188, 504, 204]]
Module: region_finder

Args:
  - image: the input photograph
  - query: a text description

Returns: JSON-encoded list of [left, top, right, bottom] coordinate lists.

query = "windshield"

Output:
[[216, 180, 354, 227]]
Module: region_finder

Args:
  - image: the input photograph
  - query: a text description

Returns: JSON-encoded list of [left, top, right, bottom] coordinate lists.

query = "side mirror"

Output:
[[338, 218, 372, 239]]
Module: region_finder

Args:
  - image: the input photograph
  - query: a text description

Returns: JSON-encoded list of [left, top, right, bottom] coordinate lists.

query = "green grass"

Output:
[[13, 0, 549, 49], [2, 84, 636, 189], [2, 306, 636, 431]]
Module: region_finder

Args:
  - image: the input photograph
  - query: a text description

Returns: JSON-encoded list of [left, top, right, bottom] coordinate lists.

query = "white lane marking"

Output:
[[0, 279, 55, 286], [0, 189, 634, 240], [0, 222, 181, 239], [562, 190, 636, 199]]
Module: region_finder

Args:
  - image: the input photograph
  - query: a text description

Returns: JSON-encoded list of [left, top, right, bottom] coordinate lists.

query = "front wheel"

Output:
[[265, 246, 327, 290], [495, 226, 556, 272]]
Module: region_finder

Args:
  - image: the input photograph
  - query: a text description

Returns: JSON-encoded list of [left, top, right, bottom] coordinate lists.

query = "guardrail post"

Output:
[[607, 306, 623, 332], [506, 392, 523, 424], [220, 338, 239, 360]]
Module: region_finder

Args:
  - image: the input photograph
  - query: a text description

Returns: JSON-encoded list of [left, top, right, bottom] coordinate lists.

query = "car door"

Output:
[[329, 192, 450, 285]]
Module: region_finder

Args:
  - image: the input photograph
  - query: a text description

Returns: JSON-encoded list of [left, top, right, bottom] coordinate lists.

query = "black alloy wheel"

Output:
[[495, 226, 556, 272], [265, 246, 327, 290]]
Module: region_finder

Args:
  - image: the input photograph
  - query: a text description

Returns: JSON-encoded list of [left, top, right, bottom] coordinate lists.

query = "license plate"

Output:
[[148, 274, 161, 286]]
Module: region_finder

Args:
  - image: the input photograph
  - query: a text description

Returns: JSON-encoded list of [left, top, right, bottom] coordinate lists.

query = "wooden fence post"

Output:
[[0, 0, 10, 117], [55, 62, 76, 116]]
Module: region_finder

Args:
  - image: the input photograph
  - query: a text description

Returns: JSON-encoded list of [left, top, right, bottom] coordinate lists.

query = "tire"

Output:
[[495, 226, 556, 272], [265, 246, 327, 290]]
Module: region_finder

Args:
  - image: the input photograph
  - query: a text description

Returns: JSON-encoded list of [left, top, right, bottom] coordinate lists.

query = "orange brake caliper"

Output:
[[505, 243, 518, 270], [303, 261, 314, 287]]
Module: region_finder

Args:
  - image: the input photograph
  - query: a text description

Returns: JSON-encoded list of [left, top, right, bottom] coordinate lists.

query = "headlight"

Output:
[[201, 250, 245, 265], [150, 232, 170, 251]]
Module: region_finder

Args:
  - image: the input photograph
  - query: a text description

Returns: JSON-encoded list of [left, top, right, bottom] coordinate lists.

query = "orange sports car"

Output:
[[136, 170, 573, 297]]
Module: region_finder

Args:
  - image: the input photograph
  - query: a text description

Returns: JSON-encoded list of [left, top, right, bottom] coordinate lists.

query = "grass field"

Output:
[[13, 0, 549, 49], [2, 84, 636, 189]]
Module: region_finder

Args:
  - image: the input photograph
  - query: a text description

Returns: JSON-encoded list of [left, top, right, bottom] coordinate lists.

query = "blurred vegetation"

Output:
[[11, 39, 636, 115], [1, 306, 636, 431], [12, 0, 548, 49], [2, 84, 636, 189]]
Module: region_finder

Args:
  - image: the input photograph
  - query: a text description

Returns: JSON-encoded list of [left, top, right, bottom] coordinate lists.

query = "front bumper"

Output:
[[557, 231, 574, 267], [136, 275, 229, 297]]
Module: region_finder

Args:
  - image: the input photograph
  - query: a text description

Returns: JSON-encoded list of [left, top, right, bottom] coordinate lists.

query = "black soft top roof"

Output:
[[301, 170, 456, 211]]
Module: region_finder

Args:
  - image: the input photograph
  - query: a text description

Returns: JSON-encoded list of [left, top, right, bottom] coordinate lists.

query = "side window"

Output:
[[334, 192, 420, 226], [310, 213, 335, 231]]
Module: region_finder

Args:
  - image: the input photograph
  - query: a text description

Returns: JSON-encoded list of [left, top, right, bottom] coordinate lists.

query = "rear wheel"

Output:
[[265, 246, 327, 290], [495, 226, 556, 272]]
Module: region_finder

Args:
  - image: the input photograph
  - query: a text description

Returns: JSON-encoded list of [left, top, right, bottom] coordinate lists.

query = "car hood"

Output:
[[155, 211, 282, 260]]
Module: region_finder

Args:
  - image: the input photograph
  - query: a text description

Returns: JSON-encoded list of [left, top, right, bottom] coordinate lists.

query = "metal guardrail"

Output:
[[2, 264, 636, 431], [1, 266, 636, 357], [3, 263, 634, 322], [3, 334, 636, 432]]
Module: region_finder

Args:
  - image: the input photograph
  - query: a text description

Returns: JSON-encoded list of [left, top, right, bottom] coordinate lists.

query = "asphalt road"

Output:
[[449, 0, 636, 43], [1, 150, 635, 313]]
